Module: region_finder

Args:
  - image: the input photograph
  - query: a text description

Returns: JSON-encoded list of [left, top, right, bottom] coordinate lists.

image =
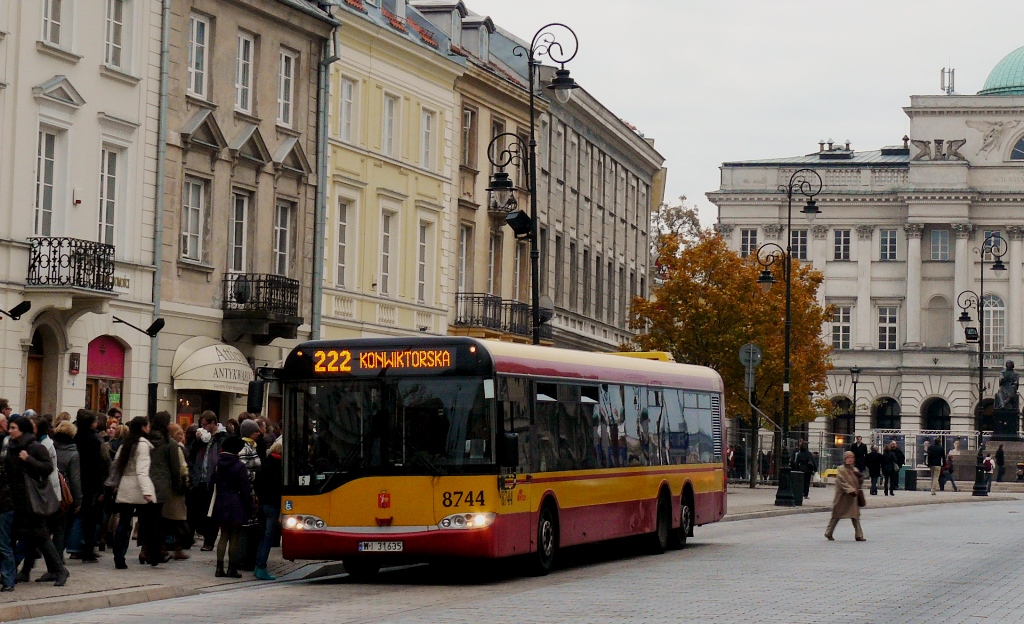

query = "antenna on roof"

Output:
[[940, 67, 955, 95]]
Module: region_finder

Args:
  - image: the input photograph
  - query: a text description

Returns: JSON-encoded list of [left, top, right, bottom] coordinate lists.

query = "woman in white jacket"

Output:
[[110, 417, 156, 569]]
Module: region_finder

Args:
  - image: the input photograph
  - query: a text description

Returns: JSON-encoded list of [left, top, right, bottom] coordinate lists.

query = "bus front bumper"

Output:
[[282, 525, 503, 561]]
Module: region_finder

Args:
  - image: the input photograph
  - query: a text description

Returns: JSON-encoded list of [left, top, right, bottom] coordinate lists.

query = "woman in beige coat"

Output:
[[161, 424, 190, 559], [111, 417, 157, 569], [825, 450, 865, 541]]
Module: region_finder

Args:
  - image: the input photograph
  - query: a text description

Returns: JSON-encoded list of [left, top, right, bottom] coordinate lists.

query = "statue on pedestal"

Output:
[[994, 361, 1020, 413]]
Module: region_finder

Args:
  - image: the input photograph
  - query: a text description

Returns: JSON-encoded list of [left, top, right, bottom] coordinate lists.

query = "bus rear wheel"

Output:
[[670, 497, 693, 550], [648, 494, 671, 554], [343, 558, 382, 581], [530, 504, 558, 576]]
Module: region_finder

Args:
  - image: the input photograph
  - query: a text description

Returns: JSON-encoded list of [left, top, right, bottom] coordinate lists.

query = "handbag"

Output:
[[856, 489, 866, 508], [24, 472, 61, 517], [58, 472, 74, 514]]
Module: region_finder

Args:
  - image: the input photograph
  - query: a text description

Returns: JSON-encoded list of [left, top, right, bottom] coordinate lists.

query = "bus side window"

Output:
[[623, 385, 648, 467], [647, 389, 664, 466], [682, 392, 701, 463], [663, 389, 685, 465], [697, 393, 714, 463], [603, 384, 625, 467], [497, 376, 530, 472], [580, 385, 601, 469], [535, 383, 559, 472]]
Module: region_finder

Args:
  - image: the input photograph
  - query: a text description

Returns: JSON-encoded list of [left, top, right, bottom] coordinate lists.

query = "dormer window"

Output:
[[479, 27, 488, 60], [452, 12, 462, 48]]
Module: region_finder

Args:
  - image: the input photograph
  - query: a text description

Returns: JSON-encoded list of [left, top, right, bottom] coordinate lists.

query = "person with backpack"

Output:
[[940, 454, 959, 492], [984, 452, 995, 492]]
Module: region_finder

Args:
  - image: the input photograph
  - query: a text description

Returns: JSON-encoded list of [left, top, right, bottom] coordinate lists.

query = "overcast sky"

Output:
[[464, 0, 1024, 227]]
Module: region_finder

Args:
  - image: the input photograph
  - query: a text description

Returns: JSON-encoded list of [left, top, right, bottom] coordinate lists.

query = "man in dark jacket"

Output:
[[793, 442, 816, 499], [864, 446, 883, 495], [849, 436, 868, 473], [189, 411, 228, 550], [0, 436, 15, 590], [927, 437, 946, 495], [73, 410, 107, 563], [51, 421, 82, 562]]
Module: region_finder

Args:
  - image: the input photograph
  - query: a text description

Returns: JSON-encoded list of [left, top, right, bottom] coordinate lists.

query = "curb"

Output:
[[0, 561, 346, 622], [723, 494, 1019, 523]]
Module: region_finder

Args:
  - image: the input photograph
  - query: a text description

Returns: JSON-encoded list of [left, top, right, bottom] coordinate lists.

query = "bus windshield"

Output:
[[284, 376, 493, 490]]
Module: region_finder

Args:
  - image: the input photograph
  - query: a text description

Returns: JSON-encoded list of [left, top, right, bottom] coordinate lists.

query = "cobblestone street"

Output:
[[24, 497, 1024, 624]]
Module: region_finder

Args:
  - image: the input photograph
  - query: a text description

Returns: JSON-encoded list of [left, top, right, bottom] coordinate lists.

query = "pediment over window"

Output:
[[33, 75, 85, 111], [228, 124, 271, 166], [180, 109, 227, 152], [273, 136, 312, 177]]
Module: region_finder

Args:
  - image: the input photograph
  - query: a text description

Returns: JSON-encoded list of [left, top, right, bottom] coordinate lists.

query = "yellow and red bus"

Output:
[[267, 337, 726, 577]]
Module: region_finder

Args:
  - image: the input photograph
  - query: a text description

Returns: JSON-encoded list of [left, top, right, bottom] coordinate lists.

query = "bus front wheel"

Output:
[[530, 504, 558, 576], [343, 558, 382, 581]]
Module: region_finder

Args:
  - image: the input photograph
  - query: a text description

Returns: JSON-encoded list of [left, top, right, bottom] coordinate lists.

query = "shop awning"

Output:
[[171, 336, 253, 394]]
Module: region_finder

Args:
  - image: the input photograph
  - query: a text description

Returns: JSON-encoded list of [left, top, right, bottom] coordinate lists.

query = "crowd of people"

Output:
[[0, 398, 284, 592]]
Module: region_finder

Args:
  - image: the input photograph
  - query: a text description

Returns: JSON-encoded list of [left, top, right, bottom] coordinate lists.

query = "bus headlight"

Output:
[[438, 512, 495, 529], [284, 515, 326, 530]]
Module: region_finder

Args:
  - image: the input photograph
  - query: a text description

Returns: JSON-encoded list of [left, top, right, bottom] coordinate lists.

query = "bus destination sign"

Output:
[[310, 347, 455, 375]]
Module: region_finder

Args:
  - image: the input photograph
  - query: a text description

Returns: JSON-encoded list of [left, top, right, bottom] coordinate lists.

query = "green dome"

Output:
[[979, 46, 1024, 95]]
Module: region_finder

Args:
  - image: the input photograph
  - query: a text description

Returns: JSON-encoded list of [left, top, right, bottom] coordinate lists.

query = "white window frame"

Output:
[[235, 32, 254, 113], [832, 305, 851, 350], [336, 199, 348, 287], [104, 0, 125, 68], [35, 129, 58, 237], [458, 224, 471, 293], [740, 228, 757, 258], [931, 229, 949, 261], [983, 294, 1006, 354], [379, 211, 394, 296], [187, 14, 209, 98], [98, 147, 119, 245], [834, 229, 851, 261], [983, 230, 1003, 262], [339, 77, 356, 143], [277, 49, 297, 127], [880, 229, 897, 261], [790, 229, 808, 261], [273, 202, 291, 276], [382, 94, 399, 158], [417, 221, 432, 304], [877, 306, 898, 351], [228, 191, 249, 273], [420, 108, 435, 169], [42, 0, 63, 46], [514, 242, 525, 301], [181, 177, 205, 261], [461, 107, 476, 167], [488, 233, 501, 296]]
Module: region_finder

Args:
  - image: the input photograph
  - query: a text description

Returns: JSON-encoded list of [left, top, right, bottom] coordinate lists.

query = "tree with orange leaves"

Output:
[[629, 230, 833, 430]]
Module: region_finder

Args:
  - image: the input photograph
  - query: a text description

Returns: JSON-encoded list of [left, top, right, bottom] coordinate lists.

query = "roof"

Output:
[[980, 46, 1024, 96], [723, 149, 909, 168], [335, 0, 462, 58]]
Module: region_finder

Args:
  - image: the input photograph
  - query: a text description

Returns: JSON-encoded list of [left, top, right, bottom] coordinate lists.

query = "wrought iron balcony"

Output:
[[454, 293, 548, 341], [27, 237, 115, 292], [222, 273, 302, 344]]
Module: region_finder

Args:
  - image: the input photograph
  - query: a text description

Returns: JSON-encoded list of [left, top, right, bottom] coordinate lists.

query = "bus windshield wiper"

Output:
[[408, 450, 445, 476]]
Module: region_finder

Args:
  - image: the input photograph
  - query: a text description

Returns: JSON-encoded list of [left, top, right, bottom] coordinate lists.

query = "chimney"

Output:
[[827, 138, 834, 150], [819, 140, 825, 153], [902, 135, 910, 149], [845, 139, 851, 151], [395, 0, 406, 20]]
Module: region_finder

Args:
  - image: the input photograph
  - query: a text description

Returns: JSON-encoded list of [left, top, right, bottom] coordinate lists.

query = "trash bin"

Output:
[[903, 467, 917, 491], [790, 470, 804, 506]]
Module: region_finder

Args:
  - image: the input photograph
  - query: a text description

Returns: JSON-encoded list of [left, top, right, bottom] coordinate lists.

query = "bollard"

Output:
[[903, 467, 917, 491], [790, 470, 804, 506]]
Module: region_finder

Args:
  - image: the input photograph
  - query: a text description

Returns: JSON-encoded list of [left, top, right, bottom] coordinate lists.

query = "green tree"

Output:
[[629, 230, 833, 429]]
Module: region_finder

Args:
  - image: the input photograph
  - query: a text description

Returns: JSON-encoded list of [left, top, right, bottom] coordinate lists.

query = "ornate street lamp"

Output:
[[957, 232, 1007, 497], [486, 23, 579, 345], [754, 168, 822, 507]]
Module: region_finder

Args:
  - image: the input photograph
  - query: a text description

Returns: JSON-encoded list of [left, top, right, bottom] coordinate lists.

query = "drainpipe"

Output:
[[148, 0, 171, 416], [312, 22, 340, 340]]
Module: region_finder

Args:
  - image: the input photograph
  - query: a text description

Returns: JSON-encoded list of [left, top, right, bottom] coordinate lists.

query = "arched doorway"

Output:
[[25, 326, 60, 416], [922, 397, 951, 431], [831, 396, 855, 444], [873, 397, 901, 430]]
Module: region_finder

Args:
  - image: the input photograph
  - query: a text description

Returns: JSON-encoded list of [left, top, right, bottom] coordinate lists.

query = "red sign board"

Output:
[[378, 492, 391, 509]]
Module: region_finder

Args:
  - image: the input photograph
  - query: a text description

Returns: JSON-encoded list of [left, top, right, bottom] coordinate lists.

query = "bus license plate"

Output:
[[358, 541, 403, 553]]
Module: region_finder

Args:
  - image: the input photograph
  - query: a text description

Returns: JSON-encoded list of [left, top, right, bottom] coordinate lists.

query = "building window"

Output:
[[619, 266, 626, 328], [382, 94, 398, 158], [740, 228, 757, 258], [273, 203, 291, 276], [983, 230, 1002, 262], [790, 229, 808, 260], [420, 109, 434, 169], [181, 177, 205, 261], [877, 306, 898, 350], [569, 241, 579, 310], [98, 148, 119, 245], [339, 78, 356, 142], [931, 229, 949, 261], [379, 212, 393, 296], [514, 242, 526, 302], [594, 255, 603, 321], [880, 229, 897, 261], [607, 260, 615, 323], [235, 33, 253, 113], [834, 229, 851, 261], [104, 0, 125, 67], [417, 221, 431, 304], [42, 0, 62, 46], [187, 14, 209, 98], [832, 306, 851, 350], [457, 224, 471, 292], [984, 294, 1006, 354], [336, 200, 348, 287], [489, 119, 505, 175], [35, 130, 58, 237], [278, 49, 296, 127], [228, 192, 248, 273], [487, 233, 501, 296], [582, 248, 591, 315], [461, 107, 477, 168], [554, 235, 563, 305]]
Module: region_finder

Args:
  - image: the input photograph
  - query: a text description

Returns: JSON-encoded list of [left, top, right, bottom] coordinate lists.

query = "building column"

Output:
[[811, 225, 829, 308], [855, 225, 874, 349], [904, 223, 923, 347], [952, 223, 973, 346], [1008, 226, 1024, 350]]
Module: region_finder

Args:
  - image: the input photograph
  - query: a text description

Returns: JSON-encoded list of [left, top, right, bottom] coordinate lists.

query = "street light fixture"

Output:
[[0, 301, 31, 321], [956, 232, 1007, 497], [486, 23, 579, 346], [850, 366, 861, 427], [753, 168, 823, 507]]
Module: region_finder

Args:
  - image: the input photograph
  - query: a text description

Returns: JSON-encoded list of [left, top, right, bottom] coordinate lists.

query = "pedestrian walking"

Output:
[[111, 416, 160, 570], [940, 455, 959, 492], [162, 423, 191, 560], [74, 410, 108, 563], [254, 436, 283, 581], [0, 439, 14, 591], [144, 411, 181, 565], [825, 451, 865, 542], [211, 436, 254, 578], [881, 443, 898, 496], [849, 436, 868, 473], [188, 411, 227, 551], [996, 444, 1006, 482], [891, 440, 905, 489], [865, 445, 882, 495], [793, 441, 816, 499], [984, 452, 995, 492], [927, 437, 945, 495], [51, 420, 82, 561]]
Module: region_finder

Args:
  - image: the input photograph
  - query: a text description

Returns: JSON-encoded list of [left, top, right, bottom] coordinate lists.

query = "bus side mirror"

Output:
[[247, 380, 265, 415], [497, 432, 519, 468]]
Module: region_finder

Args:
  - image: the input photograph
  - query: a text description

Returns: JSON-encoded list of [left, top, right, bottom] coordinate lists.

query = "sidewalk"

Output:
[[0, 543, 342, 622]]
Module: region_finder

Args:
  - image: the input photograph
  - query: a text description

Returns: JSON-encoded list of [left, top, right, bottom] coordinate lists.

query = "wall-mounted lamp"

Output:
[[0, 301, 31, 321], [113, 316, 166, 337]]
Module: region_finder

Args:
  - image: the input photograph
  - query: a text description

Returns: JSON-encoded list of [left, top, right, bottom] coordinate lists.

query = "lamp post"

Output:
[[754, 168, 822, 507], [957, 232, 1007, 497], [486, 24, 579, 345], [849, 366, 861, 440]]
